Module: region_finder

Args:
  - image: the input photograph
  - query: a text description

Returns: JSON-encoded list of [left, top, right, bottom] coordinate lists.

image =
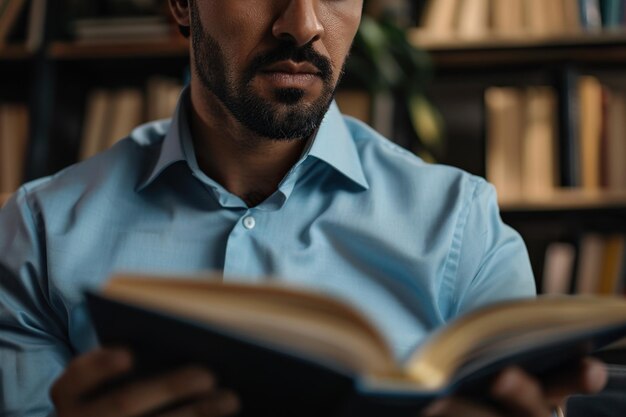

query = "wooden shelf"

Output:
[[410, 30, 626, 68], [49, 38, 189, 60], [0, 44, 33, 60], [499, 189, 626, 212]]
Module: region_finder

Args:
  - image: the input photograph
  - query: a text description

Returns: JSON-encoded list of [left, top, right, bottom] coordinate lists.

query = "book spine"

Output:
[[557, 67, 581, 187], [579, 0, 603, 30]]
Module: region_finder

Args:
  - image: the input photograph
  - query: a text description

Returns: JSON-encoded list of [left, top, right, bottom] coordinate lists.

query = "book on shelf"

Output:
[[561, 233, 626, 296], [487, 75, 626, 198], [420, 0, 459, 39], [72, 16, 173, 44], [542, 242, 577, 295], [485, 87, 524, 200], [79, 78, 183, 161], [25, 0, 45, 51], [601, 0, 625, 29], [575, 234, 607, 294], [525, 0, 552, 37], [578, 76, 603, 190], [563, 0, 584, 33], [87, 274, 626, 416], [146, 77, 183, 121], [105, 88, 144, 149], [485, 86, 558, 201], [598, 235, 626, 295], [521, 87, 559, 197], [492, 0, 525, 37], [416, 0, 626, 42], [0, 0, 46, 51], [575, 75, 626, 192], [0, 103, 29, 194], [0, 0, 27, 47], [80, 89, 112, 161], [603, 88, 626, 190], [579, 0, 604, 30], [61, 0, 178, 44], [456, 0, 489, 39]]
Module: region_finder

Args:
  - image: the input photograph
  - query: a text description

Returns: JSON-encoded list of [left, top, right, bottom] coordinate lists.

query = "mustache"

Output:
[[244, 42, 333, 83]]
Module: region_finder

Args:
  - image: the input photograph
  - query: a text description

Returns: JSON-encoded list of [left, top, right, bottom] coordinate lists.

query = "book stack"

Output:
[[79, 77, 182, 160], [0, 0, 47, 51], [72, 16, 173, 44], [577, 75, 626, 191], [542, 235, 626, 296], [485, 76, 626, 200], [0, 102, 29, 194], [65, 0, 175, 44], [485, 86, 559, 201], [419, 0, 626, 41]]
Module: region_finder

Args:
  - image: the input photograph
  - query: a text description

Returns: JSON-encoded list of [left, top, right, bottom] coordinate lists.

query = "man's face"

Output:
[[188, 0, 363, 140]]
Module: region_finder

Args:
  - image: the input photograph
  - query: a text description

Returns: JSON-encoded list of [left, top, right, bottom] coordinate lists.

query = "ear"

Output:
[[168, 0, 191, 27]]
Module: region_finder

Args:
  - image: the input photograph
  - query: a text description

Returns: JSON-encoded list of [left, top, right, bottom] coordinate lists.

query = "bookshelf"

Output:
[[49, 39, 189, 60], [411, 33, 626, 68], [3, 0, 626, 296], [0, 44, 31, 60], [413, 0, 626, 295]]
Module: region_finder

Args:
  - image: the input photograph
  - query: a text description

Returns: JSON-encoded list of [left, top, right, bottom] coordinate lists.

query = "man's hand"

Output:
[[50, 348, 240, 417], [423, 358, 608, 417]]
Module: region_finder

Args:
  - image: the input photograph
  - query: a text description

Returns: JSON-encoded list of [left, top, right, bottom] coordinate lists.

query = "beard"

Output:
[[189, 2, 340, 141]]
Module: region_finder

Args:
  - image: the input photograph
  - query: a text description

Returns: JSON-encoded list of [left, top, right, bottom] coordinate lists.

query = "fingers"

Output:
[[51, 348, 133, 410], [80, 366, 218, 417], [542, 358, 608, 403], [423, 397, 500, 417], [423, 359, 607, 417], [51, 348, 237, 417], [156, 390, 240, 417], [491, 367, 553, 417]]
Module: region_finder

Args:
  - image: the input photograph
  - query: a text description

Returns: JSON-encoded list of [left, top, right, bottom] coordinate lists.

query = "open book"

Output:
[[86, 274, 626, 416]]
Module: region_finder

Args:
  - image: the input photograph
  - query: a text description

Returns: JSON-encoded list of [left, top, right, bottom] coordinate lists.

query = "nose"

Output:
[[272, 0, 324, 47]]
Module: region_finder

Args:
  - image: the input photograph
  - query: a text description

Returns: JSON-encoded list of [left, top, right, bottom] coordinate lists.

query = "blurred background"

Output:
[[2, 0, 626, 298]]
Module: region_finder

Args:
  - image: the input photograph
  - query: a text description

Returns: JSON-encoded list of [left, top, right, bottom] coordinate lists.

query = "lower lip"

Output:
[[259, 72, 320, 89]]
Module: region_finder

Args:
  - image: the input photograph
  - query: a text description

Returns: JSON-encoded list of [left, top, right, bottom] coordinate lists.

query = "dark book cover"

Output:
[[86, 291, 626, 416], [85, 292, 434, 417], [557, 67, 581, 187]]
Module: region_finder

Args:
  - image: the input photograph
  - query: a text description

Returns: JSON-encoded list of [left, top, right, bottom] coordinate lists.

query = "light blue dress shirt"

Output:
[[0, 88, 535, 415]]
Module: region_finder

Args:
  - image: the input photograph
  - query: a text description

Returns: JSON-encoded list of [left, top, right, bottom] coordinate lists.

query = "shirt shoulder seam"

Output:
[[439, 175, 484, 320]]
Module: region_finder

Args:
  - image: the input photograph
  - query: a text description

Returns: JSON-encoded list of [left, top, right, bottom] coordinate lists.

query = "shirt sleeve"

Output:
[[0, 189, 71, 416], [451, 179, 537, 318]]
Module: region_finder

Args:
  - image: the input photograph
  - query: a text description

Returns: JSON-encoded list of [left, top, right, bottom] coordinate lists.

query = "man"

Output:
[[0, 0, 607, 416]]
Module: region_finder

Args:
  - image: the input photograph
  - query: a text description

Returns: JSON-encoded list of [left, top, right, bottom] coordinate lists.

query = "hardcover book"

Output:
[[86, 274, 626, 416]]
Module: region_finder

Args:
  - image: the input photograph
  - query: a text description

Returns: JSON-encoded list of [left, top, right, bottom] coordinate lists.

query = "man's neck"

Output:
[[189, 86, 309, 207]]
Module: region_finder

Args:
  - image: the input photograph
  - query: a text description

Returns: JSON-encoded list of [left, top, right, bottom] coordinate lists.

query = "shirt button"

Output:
[[243, 216, 256, 230]]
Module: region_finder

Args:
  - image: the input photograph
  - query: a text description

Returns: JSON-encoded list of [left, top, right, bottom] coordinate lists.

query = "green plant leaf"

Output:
[[408, 94, 444, 155]]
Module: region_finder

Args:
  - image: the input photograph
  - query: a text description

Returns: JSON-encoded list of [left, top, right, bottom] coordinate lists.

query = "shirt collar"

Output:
[[138, 87, 369, 192], [307, 101, 369, 190], [137, 88, 189, 191]]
